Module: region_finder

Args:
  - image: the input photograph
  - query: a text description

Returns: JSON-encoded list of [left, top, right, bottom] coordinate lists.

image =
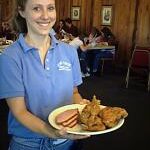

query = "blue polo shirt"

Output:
[[0, 33, 82, 138]]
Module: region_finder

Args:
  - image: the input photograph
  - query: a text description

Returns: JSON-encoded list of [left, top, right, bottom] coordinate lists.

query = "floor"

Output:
[[0, 70, 150, 150], [79, 72, 150, 150]]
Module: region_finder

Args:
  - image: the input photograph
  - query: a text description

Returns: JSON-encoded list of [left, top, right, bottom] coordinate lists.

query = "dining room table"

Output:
[[87, 43, 115, 50], [85, 43, 116, 74]]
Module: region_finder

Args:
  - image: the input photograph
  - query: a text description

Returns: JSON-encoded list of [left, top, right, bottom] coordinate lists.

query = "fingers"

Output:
[[54, 127, 67, 138], [59, 127, 67, 135], [79, 99, 90, 105], [55, 128, 91, 140], [62, 133, 91, 140]]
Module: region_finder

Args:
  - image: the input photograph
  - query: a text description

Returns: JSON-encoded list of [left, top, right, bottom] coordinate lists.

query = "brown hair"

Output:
[[11, 0, 28, 33]]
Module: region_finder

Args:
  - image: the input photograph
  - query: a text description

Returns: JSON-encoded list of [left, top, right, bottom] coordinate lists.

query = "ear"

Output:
[[18, 6, 25, 18]]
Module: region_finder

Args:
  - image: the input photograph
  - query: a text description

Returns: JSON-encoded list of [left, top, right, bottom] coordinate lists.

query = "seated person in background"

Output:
[[92, 27, 116, 74], [55, 19, 67, 39], [101, 27, 116, 45], [88, 27, 104, 46], [69, 33, 90, 78], [85, 27, 106, 74], [92, 47, 115, 74], [1, 21, 14, 40], [65, 18, 79, 37]]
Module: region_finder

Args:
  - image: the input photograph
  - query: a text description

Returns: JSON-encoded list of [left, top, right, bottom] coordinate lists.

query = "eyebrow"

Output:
[[31, 3, 55, 7]]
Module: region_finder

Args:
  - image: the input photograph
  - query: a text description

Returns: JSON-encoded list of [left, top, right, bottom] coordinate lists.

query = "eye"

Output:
[[48, 6, 55, 11], [33, 7, 41, 12]]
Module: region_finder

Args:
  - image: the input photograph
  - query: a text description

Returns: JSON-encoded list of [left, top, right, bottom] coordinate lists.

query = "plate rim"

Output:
[[48, 104, 125, 135]]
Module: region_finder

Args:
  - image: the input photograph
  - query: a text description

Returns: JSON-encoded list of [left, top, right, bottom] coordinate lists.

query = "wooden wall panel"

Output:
[[91, 0, 136, 63], [110, 0, 136, 63], [136, 0, 150, 46], [2, 0, 13, 21], [1, 0, 150, 65], [72, 0, 82, 29], [92, 0, 101, 28], [80, 0, 93, 34]]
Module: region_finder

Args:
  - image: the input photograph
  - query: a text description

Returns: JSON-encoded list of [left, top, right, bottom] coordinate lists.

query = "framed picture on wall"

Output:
[[101, 5, 112, 25], [71, 6, 80, 21]]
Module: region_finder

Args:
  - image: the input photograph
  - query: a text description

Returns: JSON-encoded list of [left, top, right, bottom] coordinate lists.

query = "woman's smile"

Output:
[[37, 22, 50, 27], [20, 0, 56, 36]]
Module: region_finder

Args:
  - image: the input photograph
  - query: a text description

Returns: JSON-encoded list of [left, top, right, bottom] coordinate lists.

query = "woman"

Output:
[[55, 19, 67, 39], [69, 33, 90, 78], [91, 27, 116, 74], [88, 27, 103, 45], [0, 0, 89, 149]]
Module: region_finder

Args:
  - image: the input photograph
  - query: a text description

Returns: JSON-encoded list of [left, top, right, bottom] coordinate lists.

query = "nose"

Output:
[[41, 9, 49, 19]]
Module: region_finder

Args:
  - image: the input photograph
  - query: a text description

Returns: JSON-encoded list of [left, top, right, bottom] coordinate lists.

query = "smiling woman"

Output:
[[0, 0, 90, 150]]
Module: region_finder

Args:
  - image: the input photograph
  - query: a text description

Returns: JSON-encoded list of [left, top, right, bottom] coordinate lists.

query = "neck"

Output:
[[25, 33, 51, 65], [25, 33, 50, 50]]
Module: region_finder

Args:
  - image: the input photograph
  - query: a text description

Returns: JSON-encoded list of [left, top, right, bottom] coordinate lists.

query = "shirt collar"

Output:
[[49, 32, 59, 49], [17, 33, 59, 53]]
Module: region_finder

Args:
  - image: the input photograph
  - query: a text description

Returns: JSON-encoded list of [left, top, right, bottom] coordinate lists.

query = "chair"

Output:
[[100, 51, 115, 75], [125, 46, 150, 91], [100, 41, 119, 75], [99, 47, 116, 75]]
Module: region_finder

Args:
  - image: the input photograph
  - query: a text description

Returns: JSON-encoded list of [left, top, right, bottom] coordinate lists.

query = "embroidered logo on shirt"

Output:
[[57, 61, 71, 71]]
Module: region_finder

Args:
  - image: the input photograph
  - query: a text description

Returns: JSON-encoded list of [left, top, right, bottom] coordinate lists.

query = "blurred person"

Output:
[[88, 27, 104, 45], [86, 27, 106, 74], [0, 0, 90, 150], [101, 27, 116, 45], [92, 27, 116, 74], [69, 33, 90, 77], [64, 18, 78, 37], [55, 19, 67, 39], [1, 21, 13, 40]]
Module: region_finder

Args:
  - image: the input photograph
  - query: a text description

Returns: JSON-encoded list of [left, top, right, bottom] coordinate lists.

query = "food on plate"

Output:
[[99, 106, 128, 128], [55, 108, 79, 128], [54, 95, 128, 131], [81, 115, 106, 131], [79, 95, 128, 131], [65, 119, 78, 128], [79, 95, 106, 131], [61, 115, 78, 127]]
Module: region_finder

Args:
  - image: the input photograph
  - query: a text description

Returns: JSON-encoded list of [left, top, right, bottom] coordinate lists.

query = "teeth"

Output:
[[38, 23, 49, 27]]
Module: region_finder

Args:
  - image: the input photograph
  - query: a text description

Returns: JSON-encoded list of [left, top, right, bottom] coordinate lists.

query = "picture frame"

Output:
[[71, 6, 80, 21], [101, 5, 112, 25]]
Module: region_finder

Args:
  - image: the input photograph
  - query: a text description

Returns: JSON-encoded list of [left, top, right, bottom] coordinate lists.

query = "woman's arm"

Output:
[[6, 97, 89, 139], [79, 44, 88, 52], [72, 87, 90, 104], [6, 97, 58, 138]]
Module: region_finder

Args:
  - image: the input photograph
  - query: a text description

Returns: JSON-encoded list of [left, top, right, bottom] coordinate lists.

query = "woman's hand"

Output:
[[79, 99, 90, 105], [73, 87, 90, 104], [45, 124, 90, 139], [54, 127, 90, 140]]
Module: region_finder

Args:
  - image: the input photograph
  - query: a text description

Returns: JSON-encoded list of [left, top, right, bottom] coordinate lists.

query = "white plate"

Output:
[[48, 104, 124, 135]]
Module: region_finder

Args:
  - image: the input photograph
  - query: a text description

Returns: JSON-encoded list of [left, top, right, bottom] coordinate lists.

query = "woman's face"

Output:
[[19, 0, 56, 36], [59, 21, 63, 27]]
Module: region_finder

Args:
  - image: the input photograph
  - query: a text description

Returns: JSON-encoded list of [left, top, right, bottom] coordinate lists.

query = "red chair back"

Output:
[[126, 46, 150, 91], [131, 50, 149, 68]]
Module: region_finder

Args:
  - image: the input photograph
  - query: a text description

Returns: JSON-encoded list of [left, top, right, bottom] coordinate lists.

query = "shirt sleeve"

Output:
[[0, 54, 25, 99]]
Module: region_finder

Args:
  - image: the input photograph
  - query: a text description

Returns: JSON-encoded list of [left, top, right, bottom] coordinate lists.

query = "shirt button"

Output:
[[46, 67, 50, 70], [46, 59, 49, 62]]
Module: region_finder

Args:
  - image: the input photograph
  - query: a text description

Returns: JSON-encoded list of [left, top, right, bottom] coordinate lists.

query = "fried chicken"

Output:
[[99, 107, 128, 128], [82, 115, 106, 131], [79, 95, 128, 131], [80, 95, 106, 131]]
